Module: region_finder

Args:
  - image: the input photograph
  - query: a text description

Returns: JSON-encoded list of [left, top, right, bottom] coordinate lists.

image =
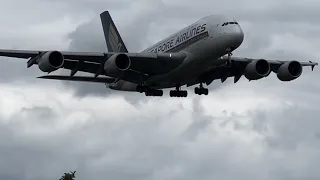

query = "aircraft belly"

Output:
[[147, 38, 223, 89], [109, 80, 138, 91]]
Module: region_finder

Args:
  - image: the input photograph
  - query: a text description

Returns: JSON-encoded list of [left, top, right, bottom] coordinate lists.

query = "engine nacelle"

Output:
[[277, 61, 302, 81], [244, 59, 271, 80], [104, 53, 131, 76], [38, 51, 64, 72]]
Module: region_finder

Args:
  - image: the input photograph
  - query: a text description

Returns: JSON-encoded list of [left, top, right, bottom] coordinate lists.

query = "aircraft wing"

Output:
[[0, 49, 186, 83], [225, 56, 318, 69], [196, 56, 318, 85]]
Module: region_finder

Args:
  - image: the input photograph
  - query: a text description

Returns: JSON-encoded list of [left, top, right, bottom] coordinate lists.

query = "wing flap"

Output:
[[37, 75, 116, 83], [62, 60, 102, 75]]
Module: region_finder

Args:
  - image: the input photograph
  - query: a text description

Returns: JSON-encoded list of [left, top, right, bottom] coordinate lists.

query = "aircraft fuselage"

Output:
[[110, 15, 244, 91]]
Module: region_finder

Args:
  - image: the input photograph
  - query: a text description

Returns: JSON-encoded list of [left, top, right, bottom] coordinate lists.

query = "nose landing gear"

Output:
[[225, 48, 233, 66]]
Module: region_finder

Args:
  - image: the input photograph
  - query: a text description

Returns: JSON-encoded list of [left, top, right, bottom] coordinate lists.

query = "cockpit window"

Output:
[[222, 22, 238, 26]]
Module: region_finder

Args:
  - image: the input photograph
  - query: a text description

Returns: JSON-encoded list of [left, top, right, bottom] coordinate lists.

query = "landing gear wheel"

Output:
[[169, 90, 188, 97], [195, 83, 209, 95], [169, 85, 188, 97], [203, 88, 209, 95], [136, 85, 148, 93], [194, 87, 199, 94], [138, 85, 163, 97], [145, 89, 163, 97], [154, 90, 163, 96]]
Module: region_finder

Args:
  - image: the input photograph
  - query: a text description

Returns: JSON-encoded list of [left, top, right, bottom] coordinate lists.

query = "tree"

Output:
[[59, 171, 76, 180]]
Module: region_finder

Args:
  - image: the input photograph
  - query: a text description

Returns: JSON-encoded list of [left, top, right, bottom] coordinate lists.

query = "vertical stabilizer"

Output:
[[100, 11, 128, 52]]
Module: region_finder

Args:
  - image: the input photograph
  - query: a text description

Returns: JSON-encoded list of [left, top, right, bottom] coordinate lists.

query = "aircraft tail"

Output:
[[100, 11, 128, 53]]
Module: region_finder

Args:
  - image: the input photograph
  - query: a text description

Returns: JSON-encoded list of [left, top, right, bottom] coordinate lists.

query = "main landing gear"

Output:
[[170, 85, 188, 97], [136, 85, 163, 97], [194, 83, 208, 95], [137, 84, 209, 97]]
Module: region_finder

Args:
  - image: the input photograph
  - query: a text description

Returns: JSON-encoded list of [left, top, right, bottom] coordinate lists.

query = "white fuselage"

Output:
[[110, 15, 244, 91]]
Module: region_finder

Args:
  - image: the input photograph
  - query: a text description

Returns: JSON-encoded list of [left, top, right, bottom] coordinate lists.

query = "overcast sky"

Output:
[[0, 0, 320, 180]]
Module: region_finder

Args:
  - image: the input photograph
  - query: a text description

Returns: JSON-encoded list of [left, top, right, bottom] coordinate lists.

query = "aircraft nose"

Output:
[[226, 24, 244, 50], [234, 25, 244, 46], [230, 25, 244, 48]]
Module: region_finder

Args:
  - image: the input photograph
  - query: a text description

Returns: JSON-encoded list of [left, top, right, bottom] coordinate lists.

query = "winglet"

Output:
[[309, 61, 318, 71]]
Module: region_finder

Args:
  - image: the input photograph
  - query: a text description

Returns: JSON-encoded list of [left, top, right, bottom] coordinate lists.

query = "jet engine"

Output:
[[277, 61, 302, 81], [38, 51, 64, 72], [244, 59, 271, 80], [104, 53, 131, 76]]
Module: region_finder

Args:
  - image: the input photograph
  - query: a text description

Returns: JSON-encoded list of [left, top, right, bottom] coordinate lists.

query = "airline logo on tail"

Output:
[[108, 23, 122, 52]]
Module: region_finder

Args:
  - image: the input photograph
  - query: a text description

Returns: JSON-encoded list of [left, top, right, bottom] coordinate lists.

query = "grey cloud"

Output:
[[67, 18, 106, 53], [20, 106, 57, 123], [181, 98, 213, 141], [1, 81, 320, 180], [0, 59, 39, 82]]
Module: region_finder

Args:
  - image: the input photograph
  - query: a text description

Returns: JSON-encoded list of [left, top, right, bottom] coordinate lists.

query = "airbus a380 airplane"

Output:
[[0, 11, 317, 97]]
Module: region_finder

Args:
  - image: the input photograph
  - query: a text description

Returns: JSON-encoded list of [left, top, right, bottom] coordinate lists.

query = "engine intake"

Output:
[[38, 51, 64, 72], [277, 61, 302, 81], [244, 59, 271, 80], [104, 53, 131, 76]]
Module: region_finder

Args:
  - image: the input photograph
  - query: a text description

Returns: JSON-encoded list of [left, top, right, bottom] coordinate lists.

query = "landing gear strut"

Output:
[[136, 85, 163, 97], [170, 85, 188, 97], [194, 83, 209, 95], [225, 48, 233, 66]]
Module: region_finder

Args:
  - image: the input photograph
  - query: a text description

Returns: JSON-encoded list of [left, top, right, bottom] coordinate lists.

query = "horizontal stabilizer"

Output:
[[38, 75, 116, 83]]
